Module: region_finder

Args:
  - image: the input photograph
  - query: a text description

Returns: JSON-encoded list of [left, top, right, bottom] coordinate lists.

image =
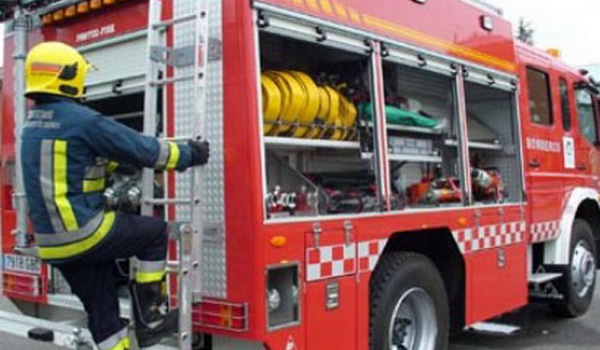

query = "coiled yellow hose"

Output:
[[264, 70, 305, 134], [261, 73, 282, 135], [261, 70, 358, 140], [287, 70, 320, 137]]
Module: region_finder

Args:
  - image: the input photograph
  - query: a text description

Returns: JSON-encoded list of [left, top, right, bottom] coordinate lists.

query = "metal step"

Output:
[[0, 309, 94, 349], [528, 272, 563, 284], [0, 309, 180, 350], [468, 322, 521, 335]]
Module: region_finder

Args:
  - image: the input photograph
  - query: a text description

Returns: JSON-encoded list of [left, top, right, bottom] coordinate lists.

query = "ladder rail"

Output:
[[173, 0, 210, 346], [141, 0, 211, 348], [190, 0, 211, 306], [12, 9, 32, 249], [141, 0, 163, 218]]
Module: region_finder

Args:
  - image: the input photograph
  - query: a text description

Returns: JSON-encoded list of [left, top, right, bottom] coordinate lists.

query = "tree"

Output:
[[517, 18, 535, 45]]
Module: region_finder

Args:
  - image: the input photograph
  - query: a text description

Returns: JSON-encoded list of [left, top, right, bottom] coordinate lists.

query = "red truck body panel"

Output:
[[2, 1, 598, 349]]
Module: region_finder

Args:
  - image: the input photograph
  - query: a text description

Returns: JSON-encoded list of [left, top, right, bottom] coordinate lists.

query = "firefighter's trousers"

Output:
[[54, 213, 168, 350]]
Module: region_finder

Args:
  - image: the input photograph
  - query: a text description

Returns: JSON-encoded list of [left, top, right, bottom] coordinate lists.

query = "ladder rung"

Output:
[[145, 198, 194, 205], [152, 14, 198, 30], [164, 136, 196, 142], [150, 73, 199, 87], [166, 262, 180, 273]]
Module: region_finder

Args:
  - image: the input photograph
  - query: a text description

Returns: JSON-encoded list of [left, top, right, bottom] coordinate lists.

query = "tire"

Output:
[[550, 219, 597, 318], [370, 252, 449, 350]]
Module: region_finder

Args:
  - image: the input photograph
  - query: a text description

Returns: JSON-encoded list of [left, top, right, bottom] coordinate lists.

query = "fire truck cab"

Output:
[[1, 0, 599, 349]]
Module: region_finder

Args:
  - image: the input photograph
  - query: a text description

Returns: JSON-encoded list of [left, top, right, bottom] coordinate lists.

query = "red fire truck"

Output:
[[1, 0, 599, 349]]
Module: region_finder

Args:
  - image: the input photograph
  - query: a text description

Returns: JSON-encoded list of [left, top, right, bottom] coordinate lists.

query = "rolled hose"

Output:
[[261, 74, 282, 135], [338, 93, 358, 140], [315, 85, 343, 140], [263, 70, 305, 134], [287, 70, 320, 138], [261, 70, 358, 140], [304, 86, 334, 139]]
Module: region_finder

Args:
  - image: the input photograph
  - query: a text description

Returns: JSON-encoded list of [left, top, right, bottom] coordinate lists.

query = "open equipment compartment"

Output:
[[258, 29, 380, 219], [464, 78, 523, 204], [85, 92, 146, 130], [381, 51, 466, 210], [378, 40, 523, 210]]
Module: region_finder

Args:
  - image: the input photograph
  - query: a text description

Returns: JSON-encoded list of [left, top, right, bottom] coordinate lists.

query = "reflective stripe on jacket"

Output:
[[20, 96, 192, 260]]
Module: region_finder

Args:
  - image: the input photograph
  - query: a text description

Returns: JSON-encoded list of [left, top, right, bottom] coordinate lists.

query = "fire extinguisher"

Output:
[[471, 168, 504, 202], [424, 177, 462, 204]]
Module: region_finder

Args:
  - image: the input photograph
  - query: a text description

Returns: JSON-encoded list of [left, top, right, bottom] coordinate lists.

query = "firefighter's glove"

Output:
[[188, 139, 210, 166]]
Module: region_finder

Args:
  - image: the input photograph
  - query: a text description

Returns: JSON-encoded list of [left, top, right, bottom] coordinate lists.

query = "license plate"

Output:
[[2, 254, 42, 274]]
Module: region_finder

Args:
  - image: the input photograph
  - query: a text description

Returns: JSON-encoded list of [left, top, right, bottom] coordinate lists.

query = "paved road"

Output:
[[1, 284, 600, 350], [452, 277, 600, 350]]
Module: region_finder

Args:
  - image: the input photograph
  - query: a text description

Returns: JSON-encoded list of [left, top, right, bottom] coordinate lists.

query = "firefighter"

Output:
[[20, 41, 210, 350]]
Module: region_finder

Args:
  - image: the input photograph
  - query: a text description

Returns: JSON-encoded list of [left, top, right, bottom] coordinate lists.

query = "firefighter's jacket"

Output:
[[21, 96, 192, 261]]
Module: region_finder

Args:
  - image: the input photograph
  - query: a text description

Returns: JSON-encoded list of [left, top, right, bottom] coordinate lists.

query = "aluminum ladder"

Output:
[[141, 0, 211, 348]]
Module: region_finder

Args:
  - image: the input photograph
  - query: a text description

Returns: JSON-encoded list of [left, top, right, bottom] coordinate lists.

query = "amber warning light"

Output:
[[547, 48, 562, 58], [42, 0, 129, 25]]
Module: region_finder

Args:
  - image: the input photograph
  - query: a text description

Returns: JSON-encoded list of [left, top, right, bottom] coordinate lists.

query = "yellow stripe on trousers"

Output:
[[53, 140, 79, 231], [38, 211, 116, 260]]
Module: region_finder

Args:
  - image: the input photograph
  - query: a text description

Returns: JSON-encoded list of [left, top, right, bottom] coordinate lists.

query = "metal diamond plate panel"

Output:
[[173, 0, 226, 299]]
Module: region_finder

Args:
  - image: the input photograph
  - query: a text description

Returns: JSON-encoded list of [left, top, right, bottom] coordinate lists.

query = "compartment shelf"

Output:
[[387, 123, 443, 135], [388, 153, 442, 163], [264, 136, 360, 150], [443, 139, 503, 151], [364, 122, 443, 136], [362, 152, 443, 163]]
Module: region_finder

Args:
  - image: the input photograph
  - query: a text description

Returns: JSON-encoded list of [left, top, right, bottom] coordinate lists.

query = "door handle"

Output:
[[577, 164, 587, 171], [528, 159, 541, 168]]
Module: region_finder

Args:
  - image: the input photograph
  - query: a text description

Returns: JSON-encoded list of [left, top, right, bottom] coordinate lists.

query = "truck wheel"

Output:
[[370, 252, 449, 350], [551, 219, 597, 318]]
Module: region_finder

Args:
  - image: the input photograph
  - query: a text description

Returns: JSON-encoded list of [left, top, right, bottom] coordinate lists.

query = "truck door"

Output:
[[521, 65, 566, 243], [572, 86, 600, 189], [594, 97, 600, 182], [304, 226, 357, 350]]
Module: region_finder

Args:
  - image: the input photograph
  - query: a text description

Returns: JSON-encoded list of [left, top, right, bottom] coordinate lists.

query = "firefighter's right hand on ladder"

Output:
[[188, 140, 210, 166]]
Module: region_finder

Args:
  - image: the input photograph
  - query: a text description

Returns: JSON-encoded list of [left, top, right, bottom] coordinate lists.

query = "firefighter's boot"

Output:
[[130, 281, 178, 348]]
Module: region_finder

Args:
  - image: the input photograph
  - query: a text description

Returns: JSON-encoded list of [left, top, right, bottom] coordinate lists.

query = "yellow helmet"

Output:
[[25, 42, 92, 98]]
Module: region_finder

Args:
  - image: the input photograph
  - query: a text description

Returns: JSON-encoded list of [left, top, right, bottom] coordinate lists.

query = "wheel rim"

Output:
[[571, 241, 596, 298], [388, 288, 437, 350]]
